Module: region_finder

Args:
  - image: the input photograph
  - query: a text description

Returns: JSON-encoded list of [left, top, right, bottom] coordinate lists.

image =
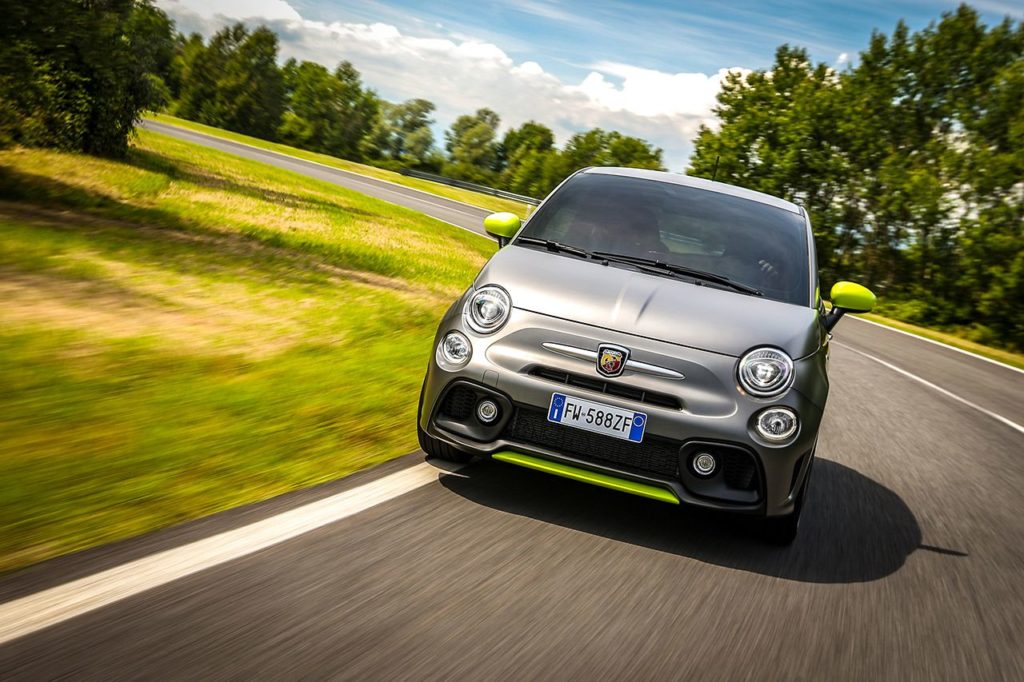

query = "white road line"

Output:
[[836, 342, 1024, 436], [0, 461, 451, 645], [847, 315, 1024, 375]]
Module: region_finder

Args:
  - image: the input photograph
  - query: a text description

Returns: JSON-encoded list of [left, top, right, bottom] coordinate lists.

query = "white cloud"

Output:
[[166, 0, 300, 22], [836, 52, 849, 65], [158, 0, 748, 170]]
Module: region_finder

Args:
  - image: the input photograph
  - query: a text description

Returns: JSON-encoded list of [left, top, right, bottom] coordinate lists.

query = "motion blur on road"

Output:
[[2, 122, 1023, 680]]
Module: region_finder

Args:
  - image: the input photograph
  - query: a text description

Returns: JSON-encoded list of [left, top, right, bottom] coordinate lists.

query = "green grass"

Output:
[[148, 113, 533, 218], [0, 129, 495, 573]]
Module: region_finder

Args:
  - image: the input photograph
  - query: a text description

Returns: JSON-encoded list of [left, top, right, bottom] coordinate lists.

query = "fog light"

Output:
[[692, 452, 717, 477], [476, 399, 499, 424], [437, 331, 471, 368], [755, 407, 799, 442]]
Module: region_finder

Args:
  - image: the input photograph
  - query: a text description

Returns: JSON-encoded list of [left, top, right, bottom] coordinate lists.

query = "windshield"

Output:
[[517, 172, 811, 305]]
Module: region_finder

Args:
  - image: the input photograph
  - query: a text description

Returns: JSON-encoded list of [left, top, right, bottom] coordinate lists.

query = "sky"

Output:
[[157, 0, 1022, 171]]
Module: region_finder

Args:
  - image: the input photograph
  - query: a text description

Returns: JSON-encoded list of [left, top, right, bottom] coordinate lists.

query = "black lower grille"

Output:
[[439, 385, 476, 420], [722, 450, 758, 490], [502, 408, 679, 478], [529, 366, 682, 410]]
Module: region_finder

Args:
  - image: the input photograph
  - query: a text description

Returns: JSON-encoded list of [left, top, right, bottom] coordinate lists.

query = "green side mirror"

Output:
[[483, 212, 521, 244], [824, 281, 876, 332], [831, 281, 876, 313]]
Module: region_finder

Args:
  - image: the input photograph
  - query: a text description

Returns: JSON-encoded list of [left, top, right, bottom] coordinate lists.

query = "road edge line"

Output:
[[836, 342, 1024, 436], [0, 461, 452, 645], [847, 315, 1024, 375]]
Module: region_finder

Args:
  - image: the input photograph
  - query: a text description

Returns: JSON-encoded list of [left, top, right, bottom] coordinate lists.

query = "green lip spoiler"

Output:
[[493, 451, 680, 505]]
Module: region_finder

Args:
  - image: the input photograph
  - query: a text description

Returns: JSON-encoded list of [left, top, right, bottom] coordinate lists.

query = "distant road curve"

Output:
[[141, 119, 494, 235]]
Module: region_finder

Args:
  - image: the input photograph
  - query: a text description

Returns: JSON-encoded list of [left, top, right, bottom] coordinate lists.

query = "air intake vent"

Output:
[[529, 367, 682, 410]]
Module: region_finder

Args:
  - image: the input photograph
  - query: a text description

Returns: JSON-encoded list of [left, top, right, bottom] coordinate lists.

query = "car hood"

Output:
[[477, 245, 821, 358]]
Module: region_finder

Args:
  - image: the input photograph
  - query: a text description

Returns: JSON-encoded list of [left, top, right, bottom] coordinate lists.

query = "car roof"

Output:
[[582, 167, 803, 215]]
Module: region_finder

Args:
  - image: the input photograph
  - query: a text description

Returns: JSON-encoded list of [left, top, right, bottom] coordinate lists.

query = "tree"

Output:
[[362, 98, 438, 167], [500, 121, 554, 162], [0, 0, 173, 155], [689, 46, 848, 281], [169, 33, 205, 104], [124, 0, 176, 109], [212, 26, 284, 139], [176, 23, 285, 139], [688, 8, 1024, 350], [278, 59, 379, 159], [497, 125, 666, 198], [605, 132, 664, 168], [329, 61, 379, 159], [444, 108, 501, 182], [557, 128, 666, 176], [499, 121, 556, 196]]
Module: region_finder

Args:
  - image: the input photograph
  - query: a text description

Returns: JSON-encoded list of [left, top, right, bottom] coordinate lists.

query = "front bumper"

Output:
[[421, 305, 826, 517]]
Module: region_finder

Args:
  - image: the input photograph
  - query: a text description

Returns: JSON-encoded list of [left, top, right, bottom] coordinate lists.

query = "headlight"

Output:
[[465, 285, 511, 334], [437, 331, 471, 368], [755, 407, 799, 442], [738, 347, 794, 397]]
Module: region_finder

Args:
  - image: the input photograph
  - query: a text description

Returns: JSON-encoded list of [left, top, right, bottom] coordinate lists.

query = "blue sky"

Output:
[[162, 0, 1021, 169], [295, 0, 1019, 78]]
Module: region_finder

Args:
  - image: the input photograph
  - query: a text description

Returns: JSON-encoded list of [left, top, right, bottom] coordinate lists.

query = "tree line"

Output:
[[1, 2, 1020, 349], [0, 0, 664, 197], [168, 24, 665, 196], [689, 5, 1022, 350]]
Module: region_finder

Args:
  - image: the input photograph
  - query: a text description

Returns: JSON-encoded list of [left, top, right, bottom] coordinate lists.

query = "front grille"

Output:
[[528, 366, 682, 410], [502, 408, 679, 478]]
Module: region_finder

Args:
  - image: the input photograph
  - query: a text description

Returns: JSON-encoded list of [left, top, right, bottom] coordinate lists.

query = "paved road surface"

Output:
[[141, 120, 495, 234], [2, 121, 1022, 680]]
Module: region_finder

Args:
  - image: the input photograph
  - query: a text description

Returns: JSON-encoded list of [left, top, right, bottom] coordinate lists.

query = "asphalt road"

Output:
[[2, 121, 1023, 680], [140, 120, 495, 233]]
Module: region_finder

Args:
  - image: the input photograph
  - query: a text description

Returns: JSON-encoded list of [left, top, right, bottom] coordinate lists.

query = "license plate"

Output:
[[546, 392, 647, 443]]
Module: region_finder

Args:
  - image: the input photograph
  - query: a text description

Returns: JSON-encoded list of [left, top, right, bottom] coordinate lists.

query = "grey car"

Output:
[[418, 167, 876, 543]]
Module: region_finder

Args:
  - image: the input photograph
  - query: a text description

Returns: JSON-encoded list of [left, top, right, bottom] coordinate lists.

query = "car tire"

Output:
[[416, 375, 473, 464]]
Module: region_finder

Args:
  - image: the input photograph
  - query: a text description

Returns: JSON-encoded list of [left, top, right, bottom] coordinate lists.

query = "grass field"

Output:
[[148, 113, 532, 218], [0, 129, 494, 573]]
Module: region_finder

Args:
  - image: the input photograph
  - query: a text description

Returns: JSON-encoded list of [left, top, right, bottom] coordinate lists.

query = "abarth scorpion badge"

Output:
[[597, 344, 629, 377]]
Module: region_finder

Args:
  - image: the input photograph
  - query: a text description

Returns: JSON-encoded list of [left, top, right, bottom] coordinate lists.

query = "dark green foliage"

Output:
[[689, 6, 1023, 350], [499, 121, 557, 196], [443, 108, 502, 183], [561, 129, 664, 172], [277, 59, 379, 159], [0, 0, 172, 156], [494, 124, 664, 197], [125, 0, 176, 109], [175, 24, 285, 140], [360, 98, 438, 168]]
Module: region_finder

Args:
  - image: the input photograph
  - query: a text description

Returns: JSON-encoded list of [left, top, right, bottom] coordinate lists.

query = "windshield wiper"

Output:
[[516, 236, 596, 260], [591, 251, 763, 297]]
